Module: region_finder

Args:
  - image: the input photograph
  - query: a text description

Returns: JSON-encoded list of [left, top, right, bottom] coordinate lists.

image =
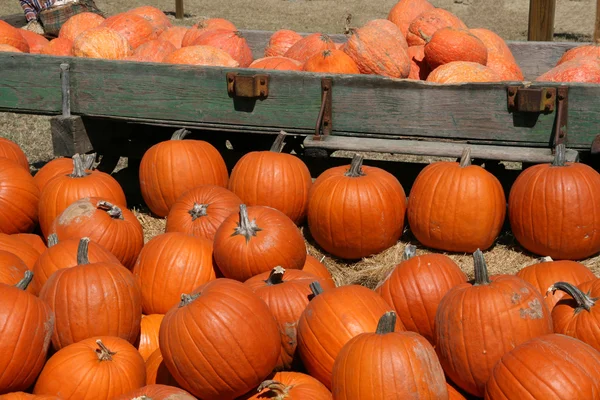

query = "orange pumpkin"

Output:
[[302, 255, 335, 287], [100, 13, 157, 49], [557, 44, 600, 65], [406, 8, 467, 46], [240, 372, 332, 399], [191, 29, 253, 67], [181, 18, 236, 47], [0, 158, 39, 235], [364, 19, 409, 50], [72, 27, 133, 59], [427, 61, 501, 83], [40, 38, 74, 56], [487, 57, 525, 81], [0, 137, 28, 171], [113, 384, 195, 400], [125, 38, 176, 62], [0, 20, 29, 52], [138, 314, 164, 361], [407, 45, 431, 79], [469, 28, 523, 80], [19, 30, 48, 54], [424, 27, 488, 69], [0, 44, 22, 53], [265, 29, 303, 57], [249, 56, 303, 71], [158, 26, 189, 48], [284, 33, 336, 63], [536, 58, 600, 83], [304, 49, 360, 74], [59, 12, 105, 42], [0, 393, 61, 399], [163, 45, 239, 66], [0, 233, 40, 268], [33, 157, 79, 193], [448, 384, 468, 400], [0, 250, 30, 292], [387, 0, 435, 37], [11, 233, 46, 255], [145, 348, 180, 386], [127, 6, 172, 35]]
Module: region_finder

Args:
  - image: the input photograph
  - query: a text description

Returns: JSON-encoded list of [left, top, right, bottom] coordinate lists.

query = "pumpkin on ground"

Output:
[[332, 312, 447, 399], [426, 61, 501, 83], [159, 279, 281, 400], [249, 56, 303, 71], [284, 33, 336, 63], [100, 13, 157, 49], [181, 18, 236, 47], [407, 45, 431, 80], [139, 128, 229, 217], [33, 337, 145, 399], [302, 255, 335, 287], [138, 314, 165, 362], [0, 233, 40, 268], [308, 154, 406, 259], [387, 0, 435, 37], [536, 57, 600, 83], [0, 250, 31, 291], [72, 27, 133, 59], [557, 44, 600, 65], [509, 144, 600, 259], [11, 233, 46, 255], [304, 49, 360, 74], [145, 348, 179, 387], [434, 250, 553, 397], [447, 384, 468, 400], [19, 30, 48, 54], [265, 29, 303, 57], [59, 12, 105, 42], [125, 38, 176, 62], [113, 385, 195, 400], [127, 5, 172, 35], [424, 27, 488, 69], [406, 8, 467, 46], [240, 372, 332, 399], [158, 26, 189, 48], [0, 21, 29, 52], [0, 158, 39, 234], [40, 38, 74, 56], [228, 133, 312, 225], [164, 45, 239, 66], [0, 135, 29, 168], [191, 29, 253, 67]]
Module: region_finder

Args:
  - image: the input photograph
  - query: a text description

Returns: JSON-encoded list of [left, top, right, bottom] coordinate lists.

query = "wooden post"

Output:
[[175, 0, 184, 19], [595, 0, 600, 43], [527, 0, 556, 41]]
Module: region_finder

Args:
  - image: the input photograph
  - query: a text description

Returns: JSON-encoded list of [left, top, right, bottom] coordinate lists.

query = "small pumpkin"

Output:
[[265, 29, 303, 57], [407, 45, 431, 80], [387, 0, 435, 37], [557, 44, 600, 65], [139, 314, 165, 361], [125, 38, 176, 62], [536, 58, 600, 83], [302, 255, 335, 287], [19, 30, 48, 54], [406, 8, 467, 46], [72, 27, 133, 59], [181, 18, 236, 47], [100, 13, 157, 49], [158, 26, 189, 48], [113, 384, 195, 400], [424, 27, 488, 69], [0, 158, 39, 235], [127, 6, 172, 35], [304, 49, 360, 74], [427, 61, 501, 83], [191, 29, 253, 67], [59, 12, 105, 42], [0, 250, 31, 291], [240, 372, 332, 400], [0, 233, 40, 268], [249, 56, 303, 71], [284, 33, 336, 63], [0, 20, 29, 52], [164, 45, 240, 66], [145, 348, 179, 387], [40, 38, 74, 56]]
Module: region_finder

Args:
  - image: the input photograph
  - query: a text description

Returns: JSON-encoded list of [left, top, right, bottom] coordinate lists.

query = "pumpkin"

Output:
[[407, 45, 431, 79], [158, 26, 188, 49], [434, 250, 553, 397], [0, 158, 40, 235], [33, 155, 95, 193], [0, 393, 61, 399], [11, 233, 46, 255], [302, 255, 335, 287], [113, 385, 195, 400], [0, 20, 29, 52], [18, 30, 48, 54], [297, 283, 404, 389], [139, 128, 229, 217], [228, 133, 312, 225], [509, 144, 600, 259], [447, 384, 467, 400], [0, 138, 28, 171], [0, 44, 21, 53], [406, 8, 467, 46], [33, 337, 145, 399], [50, 197, 144, 269], [485, 334, 600, 399], [343, 23, 410, 78], [127, 6, 172, 35], [364, 19, 409, 49], [181, 18, 236, 47], [0, 271, 54, 394], [72, 27, 133, 59], [59, 12, 105, 42], [407, 148, 505, 252], [486, 57, 525, 81], [145, 348, 179, 386], [376, 244, 467, 343], [31, 235, 121, 295], [163, 45, 239, 66], [139, 314, 164, 361], [424, 27, 488, 69], [165, 184, 242, 240], [558, 44, 600, 65], [0, 250, 31, 292], [100, 13, 157, 49], [125, 38, 176, 62], [265, 29, 303, 57], [427, 61, 501, 83], [284, 33, 336, 63], [307, 154, 406, 259], [240, 372, 332, 400], [469, 28, 518, 64], [387, 0, 435, 37], [213, 205, 307, 282], [536, 58, 600, 83], [516, 258, 596, 310], [245, 267, 335, 370], [38, 154, 126, 238], [191, 29, 253, 67], [0, 233, 40, 268], [332, 311, 447, 399], [304, 49, 360, 74], [249, 56, 303, 71], [133, 232, 217, 314], [40, 38, 74, 56], [39, 238, 142, 349], [159, 279, 281, 400]]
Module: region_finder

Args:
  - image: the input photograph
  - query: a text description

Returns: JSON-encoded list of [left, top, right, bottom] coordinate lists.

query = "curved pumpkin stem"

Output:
[[376, 311, 397, 334], [343, 13, 353, 35], [97, 201, 124, 220], [402, 244, 417, 261], [270, 131, 287, 153], [15, 270, 33, 291], [552, 144, 567, 167], [179, 293, 200, 307], [459, 148, 472, 167], [257, 380, 291, 398], [418, 28, 433, 43], [266, 266, 286, 285], [95, 339, 116, 361], [189, 203, 209, 221], [82, 153, 96, 170], [234, 204, 262, 243], [473, 249, 490, 286], [547, 281, 597, 313], [69, 154, 90, 178], [171, 128, 191, 140], [77, 237, 91, 265], [345, 154, 365, 177], [310, 281, 324, 296], [47, 233, 58, 248]]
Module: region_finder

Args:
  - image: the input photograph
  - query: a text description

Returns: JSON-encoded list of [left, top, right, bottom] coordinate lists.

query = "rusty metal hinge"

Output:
[[554, 87, 568, 148], [226, 72, 269, 98], [312, 78, 332, 141]]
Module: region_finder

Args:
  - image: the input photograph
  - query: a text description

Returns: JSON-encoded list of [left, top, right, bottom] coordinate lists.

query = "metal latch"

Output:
[[226, 72, 269, 98], [312, 78, 332, 141]]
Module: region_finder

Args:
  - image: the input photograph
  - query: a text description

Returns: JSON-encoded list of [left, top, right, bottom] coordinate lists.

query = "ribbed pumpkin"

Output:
[[59, 12, 105, 42], [297, 283, 404, 389], [265, 30, 303, 57], [406, 8, 467, 46], [100, 13, 157, 49], [191, 29, 253, 67], [229, 133, 312, 225], [0, 20, 29, 52], [133, 232, 217, 314], [427, 61, 501, 83], [11, 233, 46, 255], [516, 258, 596, 310], [245, 267, 335, 370], [509, 144, 600, 259], [33, 337, 145, 399], [435, 250, 553, 397], [139, 314, 164, 361], [387, 0, 435, 37], [72, 27, 133, 59], [240, 372, 332, 400], [145, 348, 179, 387], [163, 45, 239, 66], [139, 128, 229, 217], [33, 157, 78, 193], [39, 239, 141, 350], [485, 334, 600, 399], [181, 18, 236, 47], [0, 250, 31, 292], [364, 19, 408, 50], [376, 245, 467, 343], [0, 271, 54, 394], [536, 58, 600, 83], [159, 279, 281, 400], [284, 33, 336, 63], [487, 58, 525, 81], [50, 197, 144, 269], [127, 6, 172, 35], [40, 38, 74, 56], [0, 233, 40, 268], [307, 154, 406, 260], [165, 185, 242, 240], [158, 26, 188, 48], [113, 385, 195, 400], [0, 138, 28, 171], [0, 393, 61, 399], [424, 27, 488, 69], [0, 44, 21, 53], [332, 312, 447, 400], [18, 30, 48, 54], [213, 205, 307, 281], [469, 28, 523, 80], [408, 45, 431, 79], [448, 384, 467, 400], [407, 148, 505, 252], [125, 38, 176, 62], [0, 158, 39, 235], [302, 255, 335, 287], [249, 56, 303, 71], [304, 49, 360, 74], [558, 44, 600, 65], [38, 154, 126, 238]]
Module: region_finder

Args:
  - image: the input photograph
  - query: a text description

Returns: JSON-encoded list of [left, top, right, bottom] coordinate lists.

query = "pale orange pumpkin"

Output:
[[72, 27, 133, 59]]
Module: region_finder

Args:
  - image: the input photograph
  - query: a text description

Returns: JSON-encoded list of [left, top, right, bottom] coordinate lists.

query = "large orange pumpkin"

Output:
[[191, 29, 253, 67], [0, 250, 31, 292], [332, 312, 447, 399], [469, 28, 523, 80], [407, 45, 431, 79], [424, 27, 488, 69], [536, 58, 600, 83], [304, 49, 360, 74], [240, 372, 332, 399], [0, 271, 54, 394], [33, 337, 145, 399], [265, 29, 303, 57], [40, 38, 74, 56], [59, 12, 105, 42], [0, 138, 28, 171], [159, 279, 281, 400], [307, 154, 406, 259], [228, 133, 312, 225], [100, 13, 157, 49], [557, 44, 600, 65], [181, 18, 236, 47], [163, 45, 239, 66], [127, 6, 172, 35], [33, 157, 80, 193], [133, 232, 217, 314], [18, 30, 48, 54], [387, 0, 435, 37], [125, 38, 176, 62], [406, 8, 467, 46], [249, 56, 303, 71], [138, 314, 164, 362], [427, 61, 501, 83], [407, 148, 505, 252], [158, 26, 188, 48], [302, 254, 335, 287], [113, 384, 195, 400], [435, 250, 553, 397], [284, 33, 336, 63], [72, 27, 133, 59], [509, 144, 600, 259], [0, 233, 40, 268], [11, 233, 46, 256], [0, 158, 39, 235], [0, 20, 29, 52], [145, 348, 179, 387], [364, 19, 409, 50], [139, 128, 229, 217]]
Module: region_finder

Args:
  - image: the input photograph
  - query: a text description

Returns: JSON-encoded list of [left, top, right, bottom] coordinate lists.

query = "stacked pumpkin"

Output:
[[537, 43, 600, 83]]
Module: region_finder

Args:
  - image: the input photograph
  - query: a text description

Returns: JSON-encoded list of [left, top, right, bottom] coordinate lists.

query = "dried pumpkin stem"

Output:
[[95, 339, 116, 361], [257, 380, 290, 398], [418, 29, 432, 43], [402, 244, 417, 261], [234, 204, 262, 243], [82, 153, 96, 170], [552, 144, 567, 167], [189, 203, 209, 221], [345, 154, 365, 177], [15, 270, 33, 291], [473, 249, 490, 286], [47, 233, 58, 248], [310, 281, 324, 296], [97, 201, 124, 220], [77, 237, 91, 265], [69, 154, 90, 178], [266, 266, 286, 285], [376, 311, 397, 334], [547, 281, 597, 312], [179, 293, 200, 307], [270, 131, 287, 153], [459, 148, 472, 167], [171, 128, 191, 140]]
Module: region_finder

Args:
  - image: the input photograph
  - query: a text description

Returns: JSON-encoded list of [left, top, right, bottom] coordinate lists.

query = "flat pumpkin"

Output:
[[426, 61, 501, 83], [303, 49, 360, 74], [284, 33, 336, 63], [125, 38, 176, 62], [72, 27, 133, 59], [100, 13, 157, 49], [191, 29, 253, 67]]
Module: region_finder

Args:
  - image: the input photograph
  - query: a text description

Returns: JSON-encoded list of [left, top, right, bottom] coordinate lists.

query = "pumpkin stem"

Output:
[[15, 270, 33, 291], [69, 154, 90, 178], [418, 29, 433, 43], [270, 131, 287, 153], [171, 128, 191, 140], [234, 204, 262, 243], [47, 233, 58, 248], [179, 293, 200, 307], [376, 311, 397, 334], [97, 201, 124, 220], [473, 249, 491, 286], [257, 380, 290, 397], [552, 144, 567, 167], [345, 154, 365, 177], [189, 203, 209, 221], [77, 237, 91, 265], [536, 256, 553, 264], [95, 339, 116, 361], [459, 148, 472, 167], [547, 281, 597, 313], [266, 266, 286, 285], [343, 13, 353, 35], [310, 281, 324, 296], [82, 153, 96, 170], [402, 244, 417, 261]]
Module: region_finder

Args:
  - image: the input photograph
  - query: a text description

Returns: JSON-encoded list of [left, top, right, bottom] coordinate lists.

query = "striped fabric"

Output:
[[20, 0, 55, 22]]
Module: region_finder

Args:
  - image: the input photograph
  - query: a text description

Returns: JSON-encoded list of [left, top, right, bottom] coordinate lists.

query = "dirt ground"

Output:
[[1, 0, 599, 284]]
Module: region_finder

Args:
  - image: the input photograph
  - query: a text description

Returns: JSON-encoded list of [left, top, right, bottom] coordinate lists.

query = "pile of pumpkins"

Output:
[[0, 0, 598, 83]]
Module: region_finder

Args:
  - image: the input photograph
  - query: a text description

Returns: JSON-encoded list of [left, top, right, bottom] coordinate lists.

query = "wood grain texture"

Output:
[[50, 115, 93, 156], [595, 0, 600, 43], [528, 0, 557, 41]]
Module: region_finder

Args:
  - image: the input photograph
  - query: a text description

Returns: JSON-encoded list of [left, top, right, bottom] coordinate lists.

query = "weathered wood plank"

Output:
[[595, 0, 600, 43], [50, 115, 93, 156]]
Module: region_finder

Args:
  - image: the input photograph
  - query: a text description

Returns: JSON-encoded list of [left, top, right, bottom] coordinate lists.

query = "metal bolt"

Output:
[[508, 89, 516, 96], [558, 95, 565, 101], [546, 91, 552, 99], [260, 79, 266, 85], [260, 90, 266, 96]]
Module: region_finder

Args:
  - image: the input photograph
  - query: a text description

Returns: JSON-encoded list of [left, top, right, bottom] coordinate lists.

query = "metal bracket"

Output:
[[507, 86, 556, 113], [554, 87, 568, 148], [226, 72, 269, 98], [60, 63, 71, 117], [312, 78, 332, 141]]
